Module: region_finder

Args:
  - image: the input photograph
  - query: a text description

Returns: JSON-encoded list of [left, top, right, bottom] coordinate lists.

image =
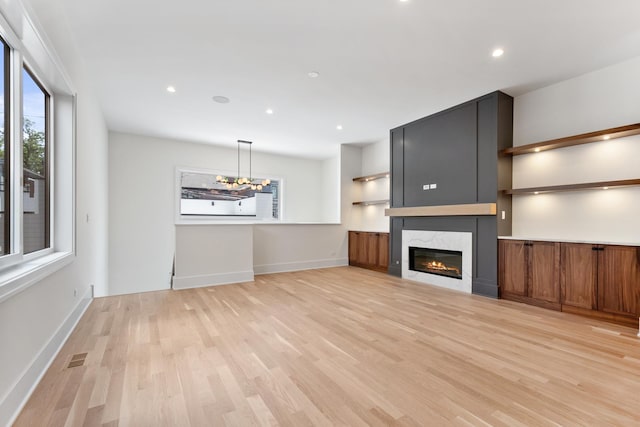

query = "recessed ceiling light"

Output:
[[336, 125, 343, 130], [603, 135, 610, 140], [308, 71, 320, 78], [266, 108, 274, 115], [166, 86, 176, 93], [399, 0, 409, 2], [492, 48, 504, 58], [212, 95, 230, 104]]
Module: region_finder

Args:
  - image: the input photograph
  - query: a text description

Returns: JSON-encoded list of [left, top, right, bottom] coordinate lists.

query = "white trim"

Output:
[[172, 270, 255, 290], [0, 251, 73, 304], [254, 258, 348, 275], [1, 286, 92, 426]]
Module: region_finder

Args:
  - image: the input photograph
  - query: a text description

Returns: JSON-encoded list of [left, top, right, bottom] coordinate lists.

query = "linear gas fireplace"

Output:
[[409, 247, 462, 280], [402, 230, 472, 294]]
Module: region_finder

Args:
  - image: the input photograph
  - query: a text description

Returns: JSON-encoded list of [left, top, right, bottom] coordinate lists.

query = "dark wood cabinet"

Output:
[[502, 239, 640, 327], [377, 233, 389, 270], [500, 240, 560, 309], [348, 231, 389, 272], [500, 240, 527, 296], [598, 245, 640, 318], [560, 243, 598, 310], [529, 241, 561, 303]]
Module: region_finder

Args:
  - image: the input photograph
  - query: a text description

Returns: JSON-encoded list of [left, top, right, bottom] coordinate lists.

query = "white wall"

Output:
[[340, 144, 362, 231], [109, 132, 337, 296], [173, 223, 348, 289], [173, 225, 254, 289], [0, 0, 109, 424], [359, 139, 390, 232], [339, 139, 390, 233], [512, 55, 640, 243], [253, 224, 348, 274], [320, 154, 340, 223]]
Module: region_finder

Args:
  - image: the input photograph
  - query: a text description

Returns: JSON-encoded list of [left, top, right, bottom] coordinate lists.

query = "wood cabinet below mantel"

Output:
[[500, 239, 640, 327], [348, 231, 389, 272]]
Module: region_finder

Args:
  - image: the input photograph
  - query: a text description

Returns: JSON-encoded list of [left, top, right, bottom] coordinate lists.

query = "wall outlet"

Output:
[[422, 184, 430, 190], [430, 183, 437, 189]]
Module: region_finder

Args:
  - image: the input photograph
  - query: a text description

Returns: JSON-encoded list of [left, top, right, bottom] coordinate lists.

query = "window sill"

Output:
[[0, 251, 74, 304]]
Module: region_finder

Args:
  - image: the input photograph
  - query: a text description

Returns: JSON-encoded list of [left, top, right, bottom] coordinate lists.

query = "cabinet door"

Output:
[[598, 245, 640, 317], [529, 241, 560, 303], [348, 232, 359, 266], [500, 240, 527, 296], [377, 233, 389, 269], [560, 243, 597, 310], [365, 233, 379, 266], [356, 232, 369, 265]]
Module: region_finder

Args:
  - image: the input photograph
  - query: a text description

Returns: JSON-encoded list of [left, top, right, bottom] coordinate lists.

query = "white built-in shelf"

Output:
[[352, 172, 389, 182]]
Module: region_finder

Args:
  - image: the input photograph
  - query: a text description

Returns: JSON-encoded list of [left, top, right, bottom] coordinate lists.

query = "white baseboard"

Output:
[[1, 287, 93, 427], [254, 258, 348, 275], [172, 270, 255, 290]]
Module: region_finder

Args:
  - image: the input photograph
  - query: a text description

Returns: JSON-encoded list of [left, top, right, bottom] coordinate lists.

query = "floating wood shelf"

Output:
[[353, 172, 390, 182], [504, 178, 640, 195], [352, 200, 389, 206], [385, 203, 496, 217], [502, 123, 640, 156]]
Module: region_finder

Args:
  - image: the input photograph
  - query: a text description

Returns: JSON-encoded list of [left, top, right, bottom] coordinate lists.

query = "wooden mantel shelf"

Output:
[[385, 203, 496, 217]]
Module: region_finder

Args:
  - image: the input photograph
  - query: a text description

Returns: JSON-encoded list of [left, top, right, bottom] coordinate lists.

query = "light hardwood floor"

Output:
[[15, 267, 640, 426]]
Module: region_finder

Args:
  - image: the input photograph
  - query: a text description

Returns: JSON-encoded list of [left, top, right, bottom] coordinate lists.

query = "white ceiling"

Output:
[[25, 0, 640, 158]]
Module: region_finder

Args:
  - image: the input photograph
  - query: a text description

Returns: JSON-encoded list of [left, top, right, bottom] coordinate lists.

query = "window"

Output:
[[22, 67, 49, 254], [0, 38, 8, 255], [179, 170, 281, 220], [0, 6, 75, 296]]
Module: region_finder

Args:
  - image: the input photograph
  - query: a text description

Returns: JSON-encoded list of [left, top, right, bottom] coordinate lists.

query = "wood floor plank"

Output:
[[14, 266, 640, 426]]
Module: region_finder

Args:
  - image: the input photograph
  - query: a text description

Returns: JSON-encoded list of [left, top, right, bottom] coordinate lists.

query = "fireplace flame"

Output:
[[422, 260, 461, 276]]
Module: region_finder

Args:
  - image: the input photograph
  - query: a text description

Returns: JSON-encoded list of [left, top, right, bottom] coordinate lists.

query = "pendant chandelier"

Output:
[[215, 140, 270, 191]]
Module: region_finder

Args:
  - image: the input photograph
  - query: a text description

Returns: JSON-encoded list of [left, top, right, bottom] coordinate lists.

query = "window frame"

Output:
[[0, 4, 76, 302], [1, 36, 11, 257], [21, 65, 52, 258]]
